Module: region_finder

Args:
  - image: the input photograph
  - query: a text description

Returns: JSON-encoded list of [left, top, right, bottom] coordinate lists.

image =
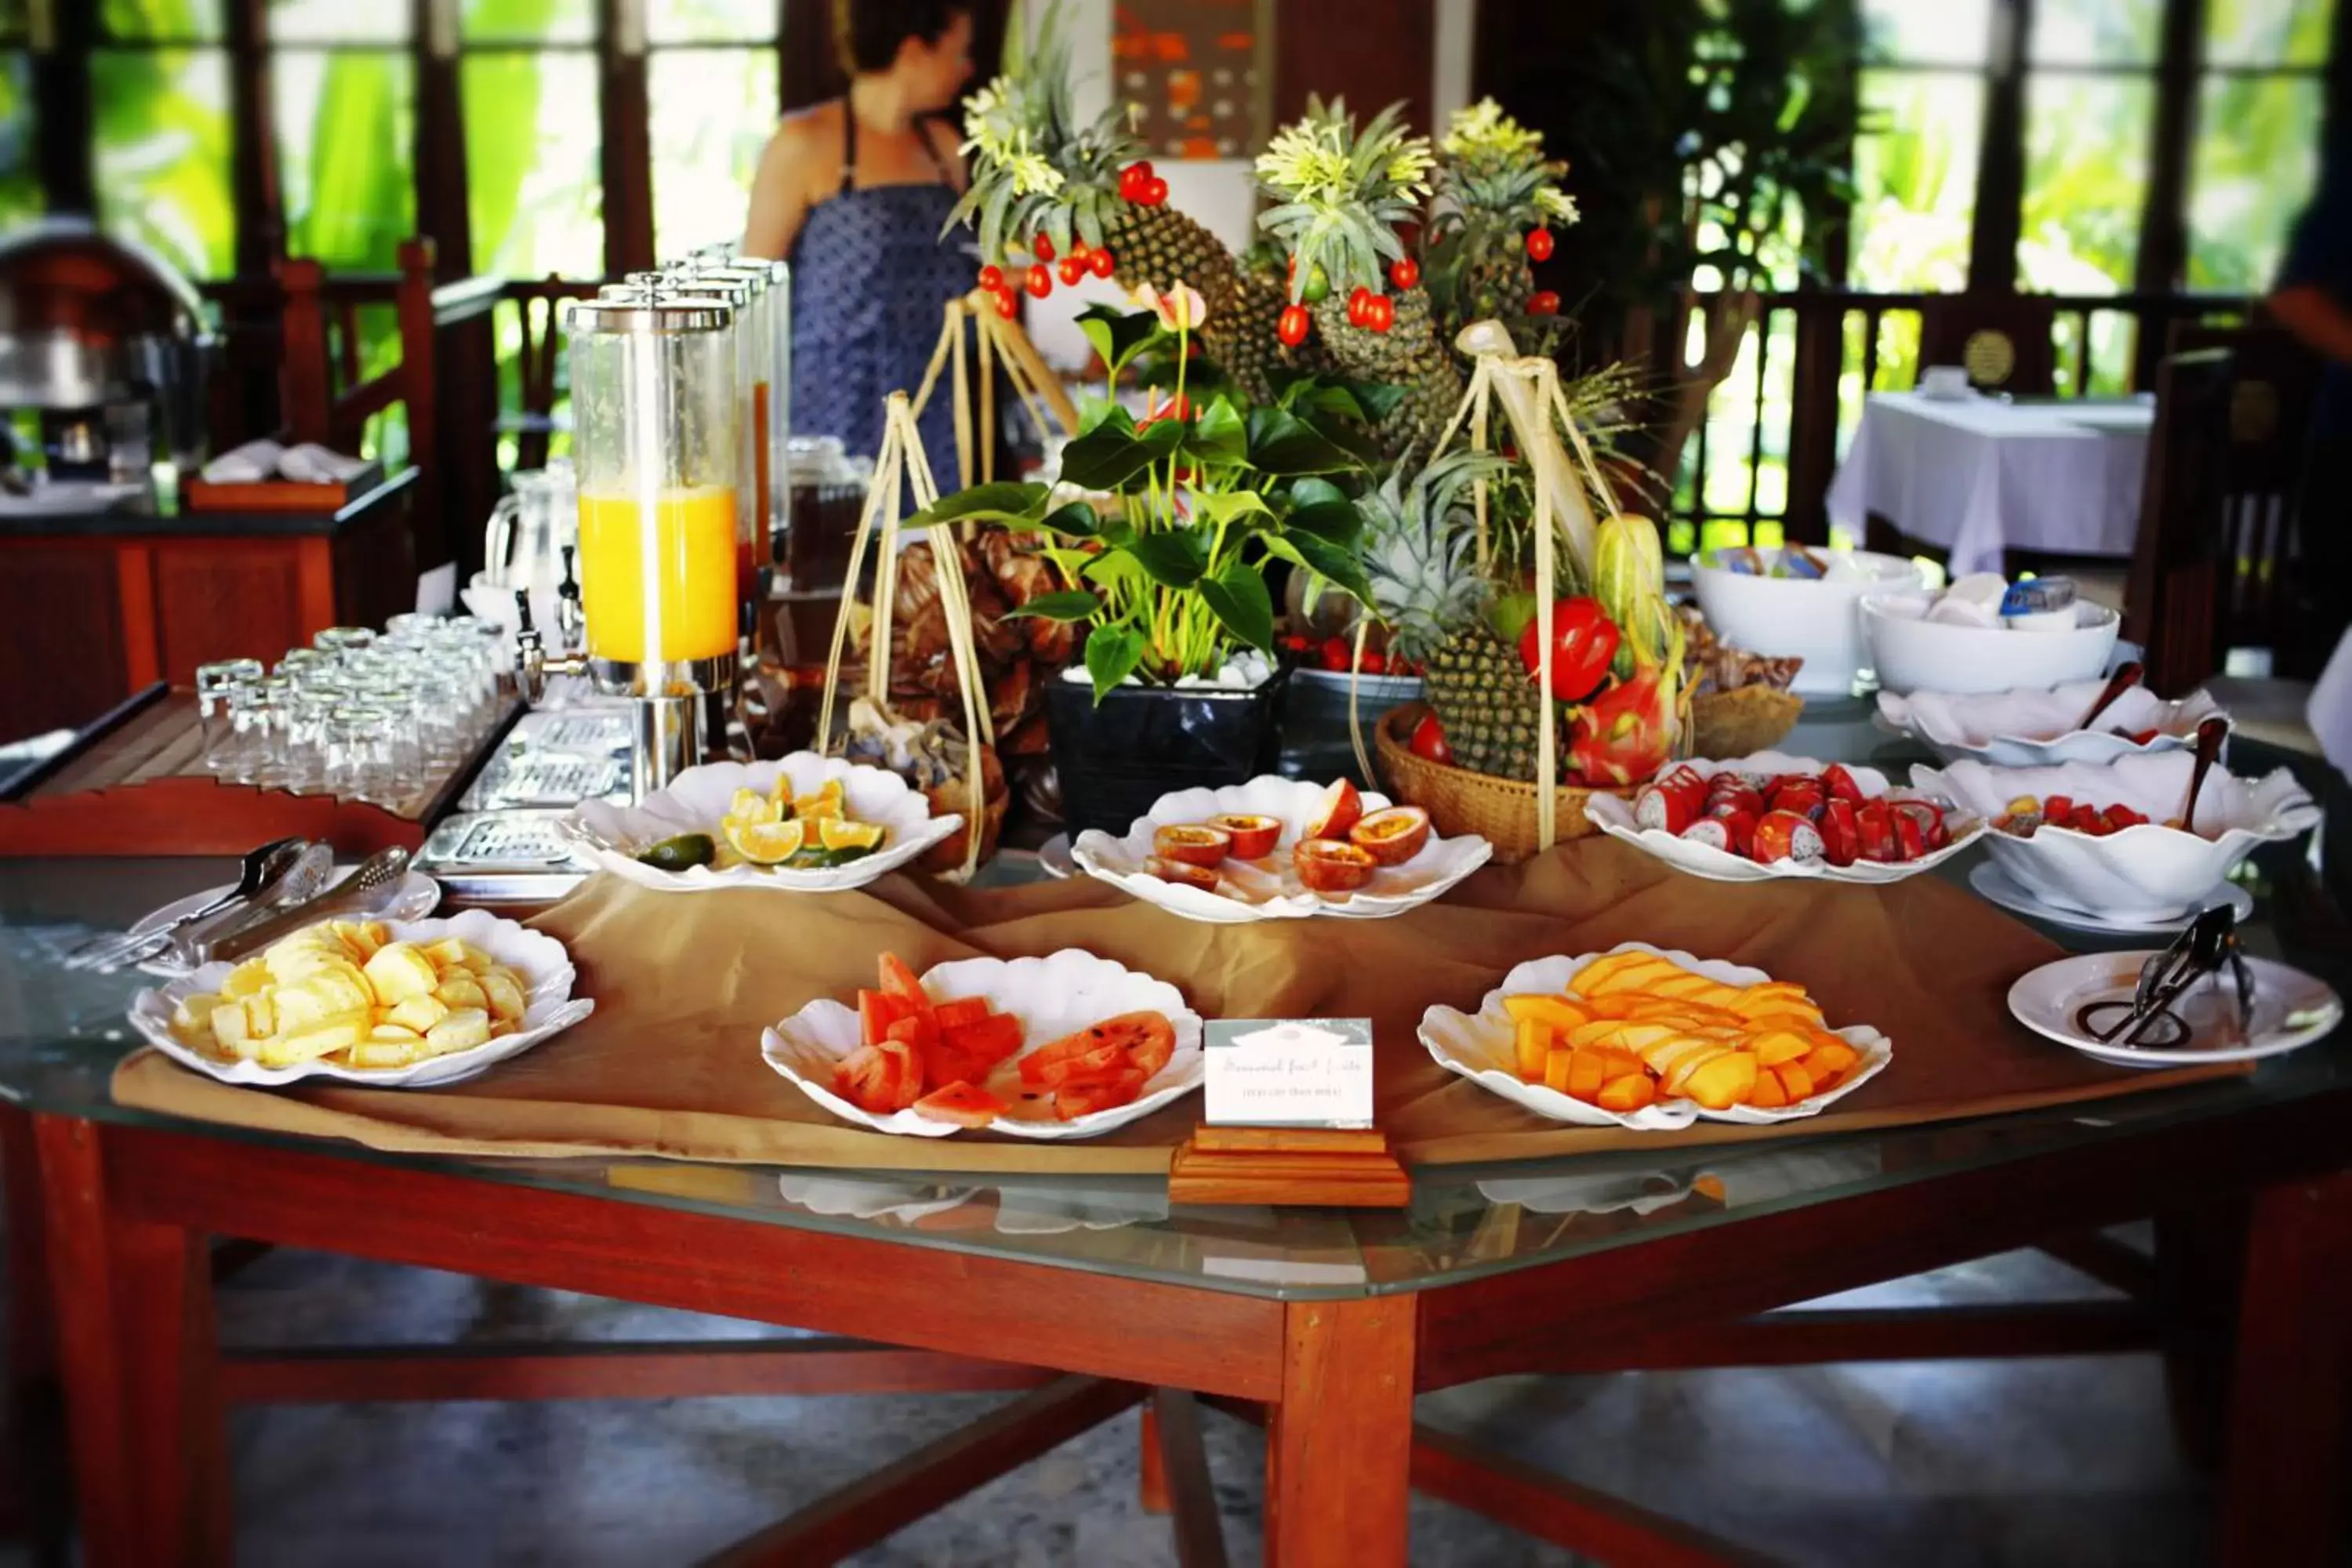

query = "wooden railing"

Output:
[[1639, 287, 2261, 551]]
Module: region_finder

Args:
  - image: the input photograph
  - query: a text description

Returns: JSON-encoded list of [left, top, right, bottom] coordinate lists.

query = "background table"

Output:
[[1826, 392, 2154, 576], [2, 699, 2348, 1566]]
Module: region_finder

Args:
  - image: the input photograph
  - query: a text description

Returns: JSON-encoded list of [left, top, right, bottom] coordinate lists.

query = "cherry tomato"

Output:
[[1033, 233, 1055, 262], [1363, 294, 1396, 333], [977, 264, 1004, 292], [1388, 256, 1421, 290], [1529, 291, 1561, 316], [1319, 637, 1352, 672], [1277, 303, 1312, 347], [1359, 650, 1389, 674], [1515, 597, 1620, 702], [1119, 161, 1155, 201], [1525, 227, 1555, 262], [1408, 713, 1454, 765], [1068, 239, 1091, 262], [1142, 176, 1170, 206], [991, 288, 1019, 320], [1057, 257, 1087, 287], [1089, 247, 1116, 278], [1025, 264, 1054, 299], [1346, 287, 1374, 328]]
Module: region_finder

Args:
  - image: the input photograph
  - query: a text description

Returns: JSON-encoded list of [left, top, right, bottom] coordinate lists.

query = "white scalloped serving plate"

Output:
[[1417, 941, 1893, 1129], [563, 753, 960, 895], [760, 949, 1203, 1140], [1071, 775, 1493, 924], [1581, 752, 1981, 885], [127, 908, 593, 1088], [1878, 681, 2228, 766]]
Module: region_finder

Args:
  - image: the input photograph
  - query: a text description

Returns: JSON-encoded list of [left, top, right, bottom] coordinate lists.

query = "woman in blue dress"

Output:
[[742, 0, 977, 469]]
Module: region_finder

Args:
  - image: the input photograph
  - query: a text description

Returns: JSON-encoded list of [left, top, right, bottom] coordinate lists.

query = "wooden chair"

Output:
[[273, 238, 439, 502], [510, 278, 570, 476], [1915, 296, 2058, 397], [2125, 349, 2238, 696]]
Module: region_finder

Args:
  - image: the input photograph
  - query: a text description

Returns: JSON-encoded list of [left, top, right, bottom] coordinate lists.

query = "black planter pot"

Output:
[[1046, 670, 1290, 838]]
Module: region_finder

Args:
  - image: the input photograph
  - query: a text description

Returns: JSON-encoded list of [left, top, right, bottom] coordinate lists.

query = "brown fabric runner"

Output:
[[111, 839, 2241, 1173]]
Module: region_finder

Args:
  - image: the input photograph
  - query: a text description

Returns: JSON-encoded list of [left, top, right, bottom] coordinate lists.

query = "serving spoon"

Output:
[[2168, 717, 2230, 833], [2076, 661, 2143, 732]]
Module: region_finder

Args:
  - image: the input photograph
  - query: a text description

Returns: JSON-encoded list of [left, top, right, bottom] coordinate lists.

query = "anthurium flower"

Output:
[[1137, 281, 1209, 333]]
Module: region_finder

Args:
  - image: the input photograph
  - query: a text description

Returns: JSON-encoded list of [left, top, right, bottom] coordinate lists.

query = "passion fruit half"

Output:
[[1293, 837, 1376, 894], [1145, 855, 1221, 893], [1209, 812, 1282, 859], [1349, 804, 1432, 866], [1152, 822, 1232, 868], [1304, 778, 1364, 841]]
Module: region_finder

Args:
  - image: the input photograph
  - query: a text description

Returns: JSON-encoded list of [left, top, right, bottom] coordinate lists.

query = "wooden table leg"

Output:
[[34, 1116, 228, 1568], [2217, 1172, 2352, 1566], [0, 1109, 70, 1567], [1266, 1298, 1414, 1568], [1139, 1397, 1171, 1514]]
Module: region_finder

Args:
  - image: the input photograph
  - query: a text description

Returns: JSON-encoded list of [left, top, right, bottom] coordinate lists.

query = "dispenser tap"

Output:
[[557, 544, 585, 655], [514, 587, 585, 706]]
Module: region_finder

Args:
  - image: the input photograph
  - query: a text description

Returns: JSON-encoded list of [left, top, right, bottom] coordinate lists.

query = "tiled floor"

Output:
[[196, 1241, 2204, 1566]]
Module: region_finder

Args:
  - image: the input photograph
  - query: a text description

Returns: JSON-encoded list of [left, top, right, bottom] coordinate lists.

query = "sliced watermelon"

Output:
[[1053, 1068, 1149, 1121], [858, 989, 912, 1047], [933, 996, 991, 1031], [910, 1080, 1008, 1128], [942, 1012, 1024, 1072], [1021, 1012, 1175, 1088], [885, 1010, 940, 1059], [877, 952, 927, 1006]]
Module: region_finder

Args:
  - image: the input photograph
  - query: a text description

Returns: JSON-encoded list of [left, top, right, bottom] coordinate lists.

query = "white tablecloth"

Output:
[[1824, 391, 2155, 576]]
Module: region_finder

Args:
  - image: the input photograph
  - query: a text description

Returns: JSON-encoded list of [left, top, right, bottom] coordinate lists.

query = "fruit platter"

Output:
[[1582, 753, 1981, 884], [1418, 942, 1890, 1128], [1917, 753, 2318, 923], [1070, 774, 1493, 923], [129, 909, 593, 1088], [762, 949, 1203, 1139], [563, 753, 962, 895], [1878, 677, 2227, 767]]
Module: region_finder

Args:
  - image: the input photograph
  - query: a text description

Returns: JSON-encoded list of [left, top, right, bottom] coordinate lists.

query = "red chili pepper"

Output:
[[1408, 713, 1453, 764], [1515, 597, 1621, 702]]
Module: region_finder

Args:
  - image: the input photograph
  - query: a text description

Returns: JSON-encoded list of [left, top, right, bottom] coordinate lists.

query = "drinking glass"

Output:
[[314, 626, 377, 659], [194, 659, 262, 773]]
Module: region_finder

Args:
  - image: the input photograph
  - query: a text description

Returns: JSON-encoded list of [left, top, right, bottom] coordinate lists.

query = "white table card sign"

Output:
[[1203, 1019, 1376, 1130]]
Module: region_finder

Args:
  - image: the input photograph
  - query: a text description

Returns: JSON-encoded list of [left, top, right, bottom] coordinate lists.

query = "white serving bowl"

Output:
[[128, 909, 593, 1089], [1581, 751, 1981, 885], [1692, 548, 1925, 696], [1879, 681, 2228, 766], [1914, 753, 2318, 922], [761, 949, 1203, 1140], [1862, 593, 2120, 696], [564, 753, 960, 895], [1072, 774, 1492, 924], [1417, 942, 1892, 1129]]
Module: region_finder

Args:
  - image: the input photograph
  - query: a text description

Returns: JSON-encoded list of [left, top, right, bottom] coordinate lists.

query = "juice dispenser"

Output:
[[681, 258, 790, 583], [521, 295, 740, 799]]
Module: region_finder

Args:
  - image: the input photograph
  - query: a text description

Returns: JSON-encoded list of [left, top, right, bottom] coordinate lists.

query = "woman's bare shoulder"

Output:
[[760, 102, 840, 166]]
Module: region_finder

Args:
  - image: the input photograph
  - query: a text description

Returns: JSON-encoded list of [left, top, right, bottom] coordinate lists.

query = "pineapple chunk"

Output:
[[477, 969, 527, 1023], [434, 976, 487, 1012], [260, 1011, 370, 1067], [362, 942, 441, 1005], [344, 1041, 419, 1069], [221, 958, 273, 999], [423, 1007, 492, 1055], [383, 993, 451, 1034], [169, 991, 222, 1037]]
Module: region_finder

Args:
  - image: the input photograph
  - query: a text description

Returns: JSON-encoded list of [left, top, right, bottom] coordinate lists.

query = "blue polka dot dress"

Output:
[[788, 109, 975, 473]]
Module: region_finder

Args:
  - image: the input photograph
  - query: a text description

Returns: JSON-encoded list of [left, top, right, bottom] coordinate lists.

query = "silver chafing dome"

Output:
[[0, 218, 214, 465]]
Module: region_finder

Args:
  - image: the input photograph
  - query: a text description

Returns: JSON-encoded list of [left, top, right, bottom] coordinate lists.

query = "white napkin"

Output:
[[278, 443, 368, 483], [200, 438, 284, 482], [2309, 630, 2352, 782]]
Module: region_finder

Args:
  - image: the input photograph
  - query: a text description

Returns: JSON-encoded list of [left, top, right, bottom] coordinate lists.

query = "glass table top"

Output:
[[2, 696, 2344, 1301]]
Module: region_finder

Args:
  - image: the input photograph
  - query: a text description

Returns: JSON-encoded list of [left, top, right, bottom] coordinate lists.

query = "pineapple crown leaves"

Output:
[[946, 0, 1142, 258], [1434, 99, 1579, 229], [1255, 98, 1436, 302], [1357, 447, 1515, 662]]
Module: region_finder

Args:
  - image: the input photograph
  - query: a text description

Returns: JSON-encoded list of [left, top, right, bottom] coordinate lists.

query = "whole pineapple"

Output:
[[1357, 449, 1508, 669], [1256, 100, 1461, 459], [951, 3, 1251, 376], [1424, 619, 1553, 782], [1425, 100, 1579, 343]]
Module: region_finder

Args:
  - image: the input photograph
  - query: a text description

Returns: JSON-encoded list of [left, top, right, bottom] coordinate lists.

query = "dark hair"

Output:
[[834, 0, 971, 75]]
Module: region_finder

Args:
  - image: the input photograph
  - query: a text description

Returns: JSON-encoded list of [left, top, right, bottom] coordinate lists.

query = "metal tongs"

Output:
[[2074, 905, 2254, 1051]]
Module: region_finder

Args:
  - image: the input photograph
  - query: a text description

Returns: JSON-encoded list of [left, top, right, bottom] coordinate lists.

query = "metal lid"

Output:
[[563, 296, 735, 334]]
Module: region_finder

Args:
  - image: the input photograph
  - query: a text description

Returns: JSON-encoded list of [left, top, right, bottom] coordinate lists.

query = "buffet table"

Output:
[[1825, 393, 2154, 576], [2, 701, 2348, 1566]]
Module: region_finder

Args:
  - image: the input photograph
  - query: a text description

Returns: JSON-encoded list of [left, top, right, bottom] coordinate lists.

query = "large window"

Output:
[[2190, 0, 2334, 290], [463, 0, 605, 280], [270, 0, 417, 271], [92, 2, 237, 280], [648, 0, 781, 257]]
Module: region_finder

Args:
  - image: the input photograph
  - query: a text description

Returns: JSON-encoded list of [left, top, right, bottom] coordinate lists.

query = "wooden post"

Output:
[[1266, 1298, 1414, 1567], [34, 1117, 228, 1568], [597, 0, 655, 274], [1966, 0, 2031, 294], [30, 0, 95, 216], [226, 0, 286, 276]]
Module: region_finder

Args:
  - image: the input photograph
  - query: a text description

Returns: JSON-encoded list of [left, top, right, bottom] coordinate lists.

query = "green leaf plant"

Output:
[[907, 302, 1383, 702]]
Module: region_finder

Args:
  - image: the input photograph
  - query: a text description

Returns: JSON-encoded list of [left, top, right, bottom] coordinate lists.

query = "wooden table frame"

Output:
[[16, 1080, 2352, 1568]]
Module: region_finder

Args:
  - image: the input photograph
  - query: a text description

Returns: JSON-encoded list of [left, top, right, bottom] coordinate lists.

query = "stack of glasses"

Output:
[[192, 615, 510, 808]]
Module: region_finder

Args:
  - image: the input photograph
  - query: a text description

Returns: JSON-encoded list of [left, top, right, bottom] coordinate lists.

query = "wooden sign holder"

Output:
[[1167, 1127, 1411, 1208]]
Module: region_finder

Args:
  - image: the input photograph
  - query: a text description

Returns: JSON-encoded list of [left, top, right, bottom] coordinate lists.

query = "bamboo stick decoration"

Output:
[[908, 291, 1084, 495], [816, 391, 994, 879]]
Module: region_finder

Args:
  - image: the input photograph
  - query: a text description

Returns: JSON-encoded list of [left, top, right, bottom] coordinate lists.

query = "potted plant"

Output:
[[910, 293, 1388, 835]]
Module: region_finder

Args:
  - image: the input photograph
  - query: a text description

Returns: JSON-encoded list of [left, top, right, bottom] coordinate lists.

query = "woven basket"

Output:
[[1373, 703, 1633, 863], [1690, 685, 1806, 760]]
